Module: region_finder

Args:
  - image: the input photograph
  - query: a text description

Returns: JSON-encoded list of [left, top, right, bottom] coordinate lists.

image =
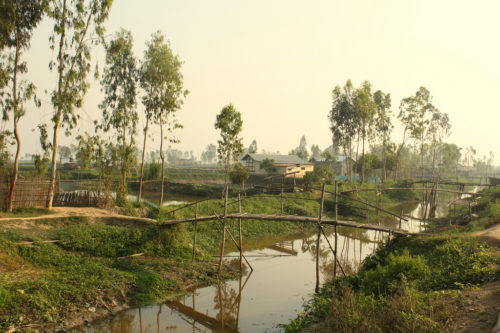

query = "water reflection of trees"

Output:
[[299, 227, 384, 282], [91, 309, 137, 333], [213, 282, 239, 329]]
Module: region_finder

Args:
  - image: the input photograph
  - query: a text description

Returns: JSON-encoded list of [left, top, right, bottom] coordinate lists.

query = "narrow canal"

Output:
[[80, 199, 447, 332]]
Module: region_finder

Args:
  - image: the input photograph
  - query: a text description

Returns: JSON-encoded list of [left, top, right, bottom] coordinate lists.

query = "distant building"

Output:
[[241, 153, 313, 177], [309, 155, 356, 177]]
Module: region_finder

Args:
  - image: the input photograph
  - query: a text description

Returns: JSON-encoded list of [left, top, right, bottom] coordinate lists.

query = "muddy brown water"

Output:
[[80, 194, 458, 332]]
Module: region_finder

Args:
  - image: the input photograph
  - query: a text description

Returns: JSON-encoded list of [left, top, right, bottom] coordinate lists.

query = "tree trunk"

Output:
[[394, 128, 407, 181], [382, 133, 387, 182], [361, 125, 365, 183], [159, 118, 165, 206], [119, 123, 127, 204], [420, 133, 424, 181], [8, 36, 21, 212], [47, 0, 67, 209], [137, 117, 149, 203]]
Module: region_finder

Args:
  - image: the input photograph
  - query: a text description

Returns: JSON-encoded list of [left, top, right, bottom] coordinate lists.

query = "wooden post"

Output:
[[315, 183, 325, 293], [217, 185, 228, 274], [399, 209, 403, 229], [281, 175, 284, 215], [468, 200, 472, 219], [238, 192, 243, 271], [334, 180, 338, 278], [192, 201, 198, 261]]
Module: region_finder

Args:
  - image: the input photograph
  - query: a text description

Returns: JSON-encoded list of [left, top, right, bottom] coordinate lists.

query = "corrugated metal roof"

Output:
[[241, 153, 311, 164], [310, 155, 351, 163]]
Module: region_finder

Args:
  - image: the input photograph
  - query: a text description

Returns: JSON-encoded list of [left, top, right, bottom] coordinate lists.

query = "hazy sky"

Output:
[[5, 0, 500, 164]]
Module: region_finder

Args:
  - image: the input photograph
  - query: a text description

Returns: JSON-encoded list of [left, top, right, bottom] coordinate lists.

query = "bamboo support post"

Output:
[[468, 200, 472, 219], [217, 185, 228, 274], [238, 192, 243, 271], [334, 181, 338, 278], [320, 226, 346, 276], [192, 201, 198, 261], [315, 184, 325, 293], [281, 175, 284, 215], [214, 212, 254, 271]]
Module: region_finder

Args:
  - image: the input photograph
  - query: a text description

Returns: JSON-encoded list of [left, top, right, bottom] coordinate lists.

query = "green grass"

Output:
[[0, 220, 236, 329], [282, 235, 499, 332], [282, 184, 500, 332], [0, 207, 53, 218]]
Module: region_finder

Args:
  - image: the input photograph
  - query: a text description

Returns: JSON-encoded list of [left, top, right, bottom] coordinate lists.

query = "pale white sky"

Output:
[[5, 0, 500, 163]]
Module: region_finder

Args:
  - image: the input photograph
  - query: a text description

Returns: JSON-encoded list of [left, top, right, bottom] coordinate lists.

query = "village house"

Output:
[[309, 155, 356, 177], [241, 153, 313, 178]]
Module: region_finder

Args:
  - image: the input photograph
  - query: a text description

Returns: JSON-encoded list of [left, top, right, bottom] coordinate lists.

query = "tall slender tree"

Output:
[[374, 90, 392, 181], [354, 81, 377, 182], [99, 29, 137, 204], [45, 0, 112, 208], [215, 103, 243, 273], [398, 87, 438, 180], [148, 33, 187, 205], [1, 0, 45, 211], [329, 80, 358, 181], [137, 31, 187, 204]]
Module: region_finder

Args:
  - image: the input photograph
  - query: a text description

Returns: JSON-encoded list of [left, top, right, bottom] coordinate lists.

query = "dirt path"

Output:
[[0, 207, 156, 226], [475, 223, 500, 247]]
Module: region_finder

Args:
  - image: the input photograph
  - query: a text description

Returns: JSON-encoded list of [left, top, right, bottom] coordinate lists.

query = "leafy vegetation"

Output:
[[282, 185, 500, 332], [283, 235, 498, 332]]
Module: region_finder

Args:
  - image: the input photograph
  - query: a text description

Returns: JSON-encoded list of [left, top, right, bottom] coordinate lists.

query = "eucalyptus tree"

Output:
[[45, 0, 113, 208], [229, 162, 249, 191], [201, 143, 216, 164], [354, 81, 377, 182], [329, 80, 358, 180], [439, 143, 461, 178], [146, 31, 188, 204], [137, 31, 175, 203], [427, 111, 450, 178], [397, 87, 438, 180], [214, 103, 243, 273], [248, 139, 257, 153], [373, 90, 392, 181], [1, 0, 45, 211], [215, 104, 244, 186], [137, 32, 160, 202], [464, 146, 476, 173], [99, 29, 137, 204], [310, 144, 321, 159]]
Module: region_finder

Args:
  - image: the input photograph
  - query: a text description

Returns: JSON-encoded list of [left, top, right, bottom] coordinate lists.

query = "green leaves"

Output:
[[215, 103, 244, 169]]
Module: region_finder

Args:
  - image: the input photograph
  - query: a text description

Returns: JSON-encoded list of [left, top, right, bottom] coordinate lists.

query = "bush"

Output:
[[57, 224, 189, 258]]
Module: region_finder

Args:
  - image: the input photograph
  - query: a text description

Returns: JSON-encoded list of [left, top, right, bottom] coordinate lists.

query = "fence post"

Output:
[[334, 180, 338, 278], [238, 192, 243, 271], [217, 184, 228, 274], [192, 201, 198, 261], [281, 175, 284, 215], [315, 183, 325, 293]]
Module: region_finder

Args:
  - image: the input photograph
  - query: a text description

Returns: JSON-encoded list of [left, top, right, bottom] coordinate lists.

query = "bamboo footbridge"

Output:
[[157, 182, 420, 293], [156, 178, 495, 293]]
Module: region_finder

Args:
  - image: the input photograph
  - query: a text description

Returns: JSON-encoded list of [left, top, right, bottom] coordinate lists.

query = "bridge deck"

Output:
[[158, 213, 420, 236]]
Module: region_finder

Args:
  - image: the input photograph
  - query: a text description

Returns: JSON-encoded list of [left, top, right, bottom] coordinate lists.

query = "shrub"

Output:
[[362, 250, 429, 295]]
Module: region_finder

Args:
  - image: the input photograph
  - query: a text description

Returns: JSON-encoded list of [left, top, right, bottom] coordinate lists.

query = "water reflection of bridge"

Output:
[[165, 273, 252, 333]]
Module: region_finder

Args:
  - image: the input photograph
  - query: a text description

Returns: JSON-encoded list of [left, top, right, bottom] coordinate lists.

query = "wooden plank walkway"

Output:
[[158, 213, 418, 236]]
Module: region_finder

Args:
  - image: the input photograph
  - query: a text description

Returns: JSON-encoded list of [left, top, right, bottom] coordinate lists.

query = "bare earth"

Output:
[[475, 223, 500, 247], [0, 207, 156, 230]]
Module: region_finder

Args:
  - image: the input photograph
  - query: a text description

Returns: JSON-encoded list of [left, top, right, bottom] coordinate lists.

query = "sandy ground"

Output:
[[475, 223, 500, 247], [0, 207, 156, 223]]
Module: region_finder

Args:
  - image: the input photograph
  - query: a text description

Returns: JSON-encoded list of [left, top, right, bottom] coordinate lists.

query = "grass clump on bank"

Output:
[[282, 235, 499, 332], [0, 219, 236, 330]]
